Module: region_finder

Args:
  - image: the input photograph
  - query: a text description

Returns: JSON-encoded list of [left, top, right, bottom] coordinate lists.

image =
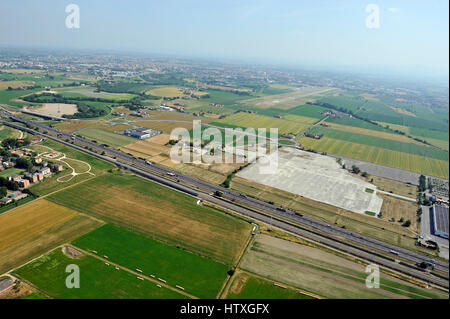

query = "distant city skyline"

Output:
[[0, 0, 448, 80]]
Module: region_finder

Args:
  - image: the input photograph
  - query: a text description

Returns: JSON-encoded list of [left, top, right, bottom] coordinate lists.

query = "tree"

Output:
[[402, 220, 411, 227], [351, 165, 360, 174], [418, 175, 427, 192], [361, 172, 368, 177], [0, 186, 7, 198]]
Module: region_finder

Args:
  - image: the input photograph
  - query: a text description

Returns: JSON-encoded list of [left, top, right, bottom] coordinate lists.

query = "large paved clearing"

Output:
[[237, 148, 383, 215]]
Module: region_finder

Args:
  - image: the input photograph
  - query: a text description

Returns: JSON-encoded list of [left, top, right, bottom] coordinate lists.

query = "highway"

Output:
[[1, 111, 448, 288]]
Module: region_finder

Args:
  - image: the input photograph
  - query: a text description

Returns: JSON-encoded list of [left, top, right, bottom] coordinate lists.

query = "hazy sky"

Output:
[[0, 0, 448, 78]]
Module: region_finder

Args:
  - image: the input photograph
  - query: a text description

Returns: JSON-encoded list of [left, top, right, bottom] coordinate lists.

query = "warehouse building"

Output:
[[430, 204, 449, 239]]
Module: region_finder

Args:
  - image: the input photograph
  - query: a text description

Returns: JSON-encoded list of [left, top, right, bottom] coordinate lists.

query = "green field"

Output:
[[0, 89, 41, 108], [57, 87, 137, 101], [46, 173, 251, 265], [77, 127, 136, 147], [226, 273, 312, 299], [308, 126, 449, 161], [73, 224, 229, 298], [240, 235, 447, 299], [217, 112, 314, 135], [299, 136, 449, 178], [0, 127, 18, 139], [14, 249, 185, 299], [0, 168, 24, 177]]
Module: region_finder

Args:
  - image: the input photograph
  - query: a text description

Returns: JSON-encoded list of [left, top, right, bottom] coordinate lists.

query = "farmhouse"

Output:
[[17, 178, 30, 188], [49, 163, 63, 172], [8, 174, 22, 183], [40, 167, 51, 176], [10, 150, 24, 157]]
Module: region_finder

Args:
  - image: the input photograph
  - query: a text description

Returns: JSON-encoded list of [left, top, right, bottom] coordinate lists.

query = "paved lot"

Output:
[[421, 205, 449, 260], [237, 148, 383, 215]]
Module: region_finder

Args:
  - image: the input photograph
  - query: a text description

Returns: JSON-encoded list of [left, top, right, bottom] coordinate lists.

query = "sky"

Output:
[[0, 0, 448, 79]]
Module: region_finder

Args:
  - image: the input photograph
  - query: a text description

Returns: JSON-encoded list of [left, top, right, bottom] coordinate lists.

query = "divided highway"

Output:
[[1, 112, 448, 288]]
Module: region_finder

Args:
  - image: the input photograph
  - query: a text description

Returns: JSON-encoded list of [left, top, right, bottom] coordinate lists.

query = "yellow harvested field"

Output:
[[390, 106, 416, 117], [146, 133, 171, 145], [149, 154, 169, 163], [1, 69, 45, 74], [283, 114, 320, 124], [298, 136, 449, 179], [218, 113, 313, 135], [159, 157, 180, 168], [240, 87, 336, 110], [102, 124, 130, 132], [376, 122, 410, 134], [54, 120, 109, 133], [0, 200, 77, 251], [379, 194, 420, 233], [146, 86, 184, 98], [121, 140, 170, 157], [206, 85, 252, 93], [368, 175, 417, 199], [0, 81, 33, 90], [325, 122, 424, 145], [134, 121, 193, 133], [173, 163, 227, 184]]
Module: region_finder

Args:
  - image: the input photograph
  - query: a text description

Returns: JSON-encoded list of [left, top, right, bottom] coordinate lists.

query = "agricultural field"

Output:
[[0, 199, 102, 274], [240, 87, 336, 110], [287, 104, 333, 119], [298, 136, 449, 179], [368, 175, 417, 199], [46, 173, 252, 265], [56, 87, 137, 101], [240, 235, 447, 299], [169, 162, 229, 185], [146, 86, 184, 98], [378, 194, 420, 233], [14, 249, 185, 299], [217, 112, 314, 135], [324, 122, 424, 145], [76, 127, 136, 147], [0, 81, 33, 90], [307, 126, 448, 161], [226, 272, 313, 299], [53, 120, 109, 133], [0, 69, 46, 74], [133, 121, 194, 134], [120, 139, 170, 159], [0, 88, 41, 108], [73, 224, 229, 298]]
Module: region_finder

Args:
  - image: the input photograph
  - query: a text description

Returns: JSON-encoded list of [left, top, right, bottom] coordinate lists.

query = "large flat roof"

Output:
[[433, 205, 449, 236]]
